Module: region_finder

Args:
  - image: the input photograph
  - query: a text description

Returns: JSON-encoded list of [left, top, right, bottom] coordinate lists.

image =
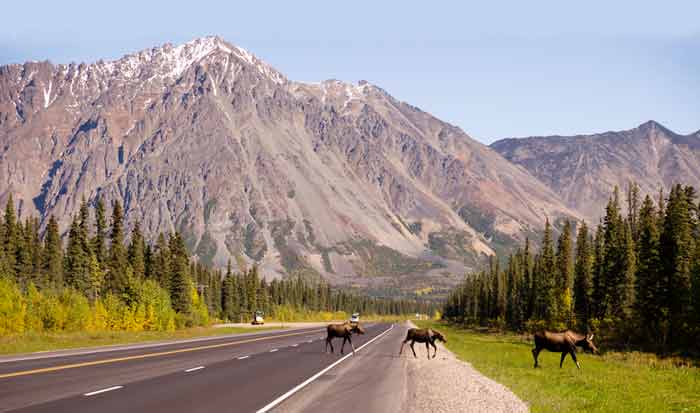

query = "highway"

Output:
[[0, 323, 404, 412]]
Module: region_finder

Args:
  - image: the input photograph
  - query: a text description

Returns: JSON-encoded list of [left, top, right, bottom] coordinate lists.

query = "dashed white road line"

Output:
[[185, 366, 205, 372], [256, 324, 394, 413], [269, 349, 279, 353], [84, 386, 123, 396], [237, 355, 250, 360], [291, 344, 299, 347]]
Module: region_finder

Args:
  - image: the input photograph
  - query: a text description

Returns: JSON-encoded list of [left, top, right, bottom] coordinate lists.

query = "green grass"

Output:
[[0, 326, 278, 356], [416, 321, 700, 413]]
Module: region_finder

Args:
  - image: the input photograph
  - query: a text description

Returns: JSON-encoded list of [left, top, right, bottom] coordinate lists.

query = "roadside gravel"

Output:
[[405, 323, 528, 413]]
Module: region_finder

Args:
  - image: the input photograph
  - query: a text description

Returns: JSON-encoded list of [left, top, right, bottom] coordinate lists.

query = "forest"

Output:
[[0, 195, 430, 336], [443, 183, 700, 353]]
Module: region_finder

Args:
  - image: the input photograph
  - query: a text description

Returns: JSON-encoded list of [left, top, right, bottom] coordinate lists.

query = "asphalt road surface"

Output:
[[0, 323, 399, 412]]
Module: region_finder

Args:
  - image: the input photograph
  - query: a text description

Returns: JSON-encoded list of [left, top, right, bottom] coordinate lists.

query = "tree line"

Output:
[[443, 183, 700, 353], [0, 195, 430, 335]]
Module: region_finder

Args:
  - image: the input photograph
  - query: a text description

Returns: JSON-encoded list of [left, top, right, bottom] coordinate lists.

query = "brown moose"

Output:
[[532, 330, 599, 369], [325, 322, 366, 355], [399, 328, 446, 359]]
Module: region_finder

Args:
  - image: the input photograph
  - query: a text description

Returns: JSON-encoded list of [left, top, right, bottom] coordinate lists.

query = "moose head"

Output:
[[581, 333, 599, 354]]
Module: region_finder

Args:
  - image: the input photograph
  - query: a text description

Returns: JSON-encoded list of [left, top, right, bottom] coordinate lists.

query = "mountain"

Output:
[[0, 36, 575, 294], [491, 121, 700, 221]]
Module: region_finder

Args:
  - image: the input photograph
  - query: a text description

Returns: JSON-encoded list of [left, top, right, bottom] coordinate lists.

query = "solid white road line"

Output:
[[185, 366, 205, 372], [269, 349, 279, 352], [84, 386, 123, 396], [256, 324, 394, 413], [237, 355, 250, 360]]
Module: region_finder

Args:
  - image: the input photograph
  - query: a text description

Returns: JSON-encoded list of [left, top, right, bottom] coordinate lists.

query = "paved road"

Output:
[[0, 323, 395, 412]]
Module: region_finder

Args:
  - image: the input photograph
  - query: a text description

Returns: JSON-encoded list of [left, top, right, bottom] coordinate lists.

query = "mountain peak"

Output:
[[92, 36, 286, 84], [636, 120, 671, 134]]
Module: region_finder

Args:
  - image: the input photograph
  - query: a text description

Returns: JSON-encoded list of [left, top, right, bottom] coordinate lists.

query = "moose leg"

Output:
[[559, 351, 568, 368], [430, 341, 438, 359], [410, 341, 417, 358], [340, 336, 347, 354], [532, 347, 541, 368], [570, 350, 581, 369], [399, 340, 407, 355], [348, 336, 355, 354], [327, 337, 334, 354], [425, 342, 430, 359]]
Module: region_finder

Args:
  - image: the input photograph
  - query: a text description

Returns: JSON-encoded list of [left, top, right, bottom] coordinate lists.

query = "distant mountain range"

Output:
[[1, 36, 696, 294], [492, 121, 700, 221]]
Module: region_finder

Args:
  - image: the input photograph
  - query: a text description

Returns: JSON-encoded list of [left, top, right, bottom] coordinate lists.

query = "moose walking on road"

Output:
[[325, 322, 365, 355], [399, 328, 446, 359], [532, 330, 599, 369]]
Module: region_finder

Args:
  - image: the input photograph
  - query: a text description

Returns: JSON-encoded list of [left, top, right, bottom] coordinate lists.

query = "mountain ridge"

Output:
[[491, 120, 700, 221], [0, 36, 576, 294]]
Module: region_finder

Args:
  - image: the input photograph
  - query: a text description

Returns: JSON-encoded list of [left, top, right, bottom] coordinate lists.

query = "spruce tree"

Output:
[[128, 220, 146, 279], [573, 221, 593, 331], [169, 232, 192, 314], [152, 233, 171, 290], [555, 220, 574, 325], [92, 198, 107, 267], [636, 195, 661, 344], [64, 214, 90, 293], [43, 215, 64, 287], [660, 185, 693, 347], [107, 200, 129, 295], [534, 219, 557, 325], [4, 194, 18, 279]]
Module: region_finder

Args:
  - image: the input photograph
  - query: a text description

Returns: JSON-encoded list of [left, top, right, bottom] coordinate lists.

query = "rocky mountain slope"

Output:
[[491, 121, 700, 221], [0, 36, 575, 293]]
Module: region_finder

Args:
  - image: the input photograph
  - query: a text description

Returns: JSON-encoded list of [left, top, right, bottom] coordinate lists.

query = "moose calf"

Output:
[[399, 328, 446, 359]]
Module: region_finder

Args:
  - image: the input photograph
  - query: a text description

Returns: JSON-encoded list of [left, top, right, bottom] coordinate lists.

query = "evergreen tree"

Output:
[[573, 221, 593, 331], [4, 194, 18, 279], [107, 200, 129, 295], [64, 214, 90, 293], [169, 232, 192, 314], [627, 182, 641, 242], [591, 222, 605, 319], [92, 198, 107, 267], [43, 215, 64, 287], [660, 185, 693, 347], [128, 220, 146, 279], [555, 220, 574, 325], [635, 195, 662, 344], [534, 219, 557, 324], [152, 233, 170, 290], [601, 188, 624, 318]]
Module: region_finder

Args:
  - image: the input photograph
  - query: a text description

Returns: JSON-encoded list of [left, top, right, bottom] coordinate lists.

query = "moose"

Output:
[[325, 322, 366, 355], [532, 330, 599, 369], [399, 328, 446, 359]]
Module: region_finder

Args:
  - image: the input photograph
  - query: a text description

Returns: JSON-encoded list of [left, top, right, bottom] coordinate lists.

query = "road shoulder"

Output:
[[405, 322, 528, 413]]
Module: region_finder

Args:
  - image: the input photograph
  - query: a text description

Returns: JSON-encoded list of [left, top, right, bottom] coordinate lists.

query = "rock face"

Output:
[[0, 36, 575, 293], [491, 121, 700, 221]]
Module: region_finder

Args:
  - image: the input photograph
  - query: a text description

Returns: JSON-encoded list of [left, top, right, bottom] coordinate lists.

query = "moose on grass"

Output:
[[325, 322, 366, 355], [532, 330, 599, 369], [399, 328, 446, 359]]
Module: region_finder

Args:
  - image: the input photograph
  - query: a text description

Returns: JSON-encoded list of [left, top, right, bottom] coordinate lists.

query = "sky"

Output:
[[1, 1, 698, 143]]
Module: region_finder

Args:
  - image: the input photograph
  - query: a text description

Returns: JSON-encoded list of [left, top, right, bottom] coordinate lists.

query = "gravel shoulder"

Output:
[[405, 322, 528, 413]]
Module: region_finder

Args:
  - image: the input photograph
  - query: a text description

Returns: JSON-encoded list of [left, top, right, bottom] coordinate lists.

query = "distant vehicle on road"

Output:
[[350, 312, 360, 323], [252, 311, 265, 325]]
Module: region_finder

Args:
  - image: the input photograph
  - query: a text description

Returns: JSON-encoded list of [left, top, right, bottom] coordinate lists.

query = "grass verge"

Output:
[[0, 326, 278, 356], [416, 320, 700, 413]]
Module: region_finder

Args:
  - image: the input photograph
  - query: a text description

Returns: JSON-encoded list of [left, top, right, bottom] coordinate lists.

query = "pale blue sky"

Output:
[[2, 1, 698, 143]]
